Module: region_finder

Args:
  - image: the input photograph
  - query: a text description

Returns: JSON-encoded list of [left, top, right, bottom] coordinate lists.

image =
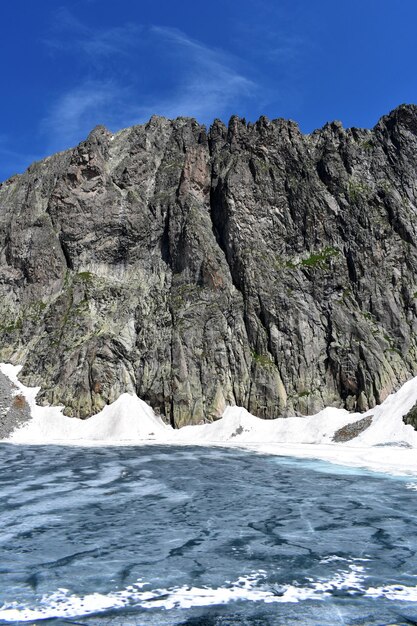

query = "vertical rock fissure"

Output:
[[58, 235, 74, 271]]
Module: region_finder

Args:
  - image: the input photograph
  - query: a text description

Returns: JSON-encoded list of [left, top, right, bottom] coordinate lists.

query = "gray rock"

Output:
[[332, 415, 373, 442], [1, 105, 417, 425], [403, 402, 417, 430], [0, 371, 31, 438]]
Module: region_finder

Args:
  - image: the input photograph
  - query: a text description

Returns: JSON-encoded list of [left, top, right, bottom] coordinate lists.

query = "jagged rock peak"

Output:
[[1, 104, 417, 425], [376, 103, 417, 132]]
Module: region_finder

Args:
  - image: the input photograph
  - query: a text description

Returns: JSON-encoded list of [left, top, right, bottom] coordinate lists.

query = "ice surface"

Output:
[[0, 443, 416, 624], [2, 362, 417, 476]]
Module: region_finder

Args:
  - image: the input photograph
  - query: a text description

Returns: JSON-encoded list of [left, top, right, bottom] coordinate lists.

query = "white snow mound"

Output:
[[2, 363, 417, 475], [0, 363, 169, 444]]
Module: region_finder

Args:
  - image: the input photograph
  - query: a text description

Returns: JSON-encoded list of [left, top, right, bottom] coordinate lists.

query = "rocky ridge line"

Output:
[[1, 104, 417, 426]]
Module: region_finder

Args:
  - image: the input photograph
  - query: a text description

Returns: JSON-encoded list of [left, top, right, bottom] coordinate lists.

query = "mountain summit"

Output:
[[1, 105, 417, 425]]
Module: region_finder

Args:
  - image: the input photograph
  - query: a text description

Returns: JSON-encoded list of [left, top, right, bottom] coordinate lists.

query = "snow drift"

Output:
[[2, 363, 417, 476]]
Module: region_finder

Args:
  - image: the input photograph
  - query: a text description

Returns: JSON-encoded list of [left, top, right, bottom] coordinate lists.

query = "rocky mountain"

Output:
[[1, 104, 417, 426]]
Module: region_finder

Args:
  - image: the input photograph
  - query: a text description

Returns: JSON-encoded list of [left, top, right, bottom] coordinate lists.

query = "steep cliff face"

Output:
[[1, 105, 417, 425]]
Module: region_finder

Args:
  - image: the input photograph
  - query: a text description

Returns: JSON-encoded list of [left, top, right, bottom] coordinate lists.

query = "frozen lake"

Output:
[[1, 444, 417, 625]]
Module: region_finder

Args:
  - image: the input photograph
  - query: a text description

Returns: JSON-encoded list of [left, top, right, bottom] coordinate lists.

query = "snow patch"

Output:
[[0, 363, 169, 444], [2, 565, 417, 621], [1, 363, 417, 476]]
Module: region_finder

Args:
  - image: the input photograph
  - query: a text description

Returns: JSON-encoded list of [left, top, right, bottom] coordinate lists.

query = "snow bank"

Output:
[[354, 375, 417, 446], [174, 405, 358, 445], [8, 393, 170, 444], [1, 362, 417, 476], [0, 364, 169, 444]]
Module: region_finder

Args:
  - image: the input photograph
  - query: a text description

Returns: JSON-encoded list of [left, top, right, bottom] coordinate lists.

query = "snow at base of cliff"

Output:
[[1, 362, 417, 476], [0, 363, 169, 444]]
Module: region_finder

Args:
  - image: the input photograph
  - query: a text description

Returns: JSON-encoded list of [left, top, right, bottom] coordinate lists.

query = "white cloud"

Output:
[[132, 27, 256, 122], [40, 17, 260, 152], [41, 81, 132, 153], [44, 9, 141, 61]]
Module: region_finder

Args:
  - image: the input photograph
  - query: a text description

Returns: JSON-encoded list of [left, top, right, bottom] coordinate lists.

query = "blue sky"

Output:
[[1, 0, 417, 181]]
